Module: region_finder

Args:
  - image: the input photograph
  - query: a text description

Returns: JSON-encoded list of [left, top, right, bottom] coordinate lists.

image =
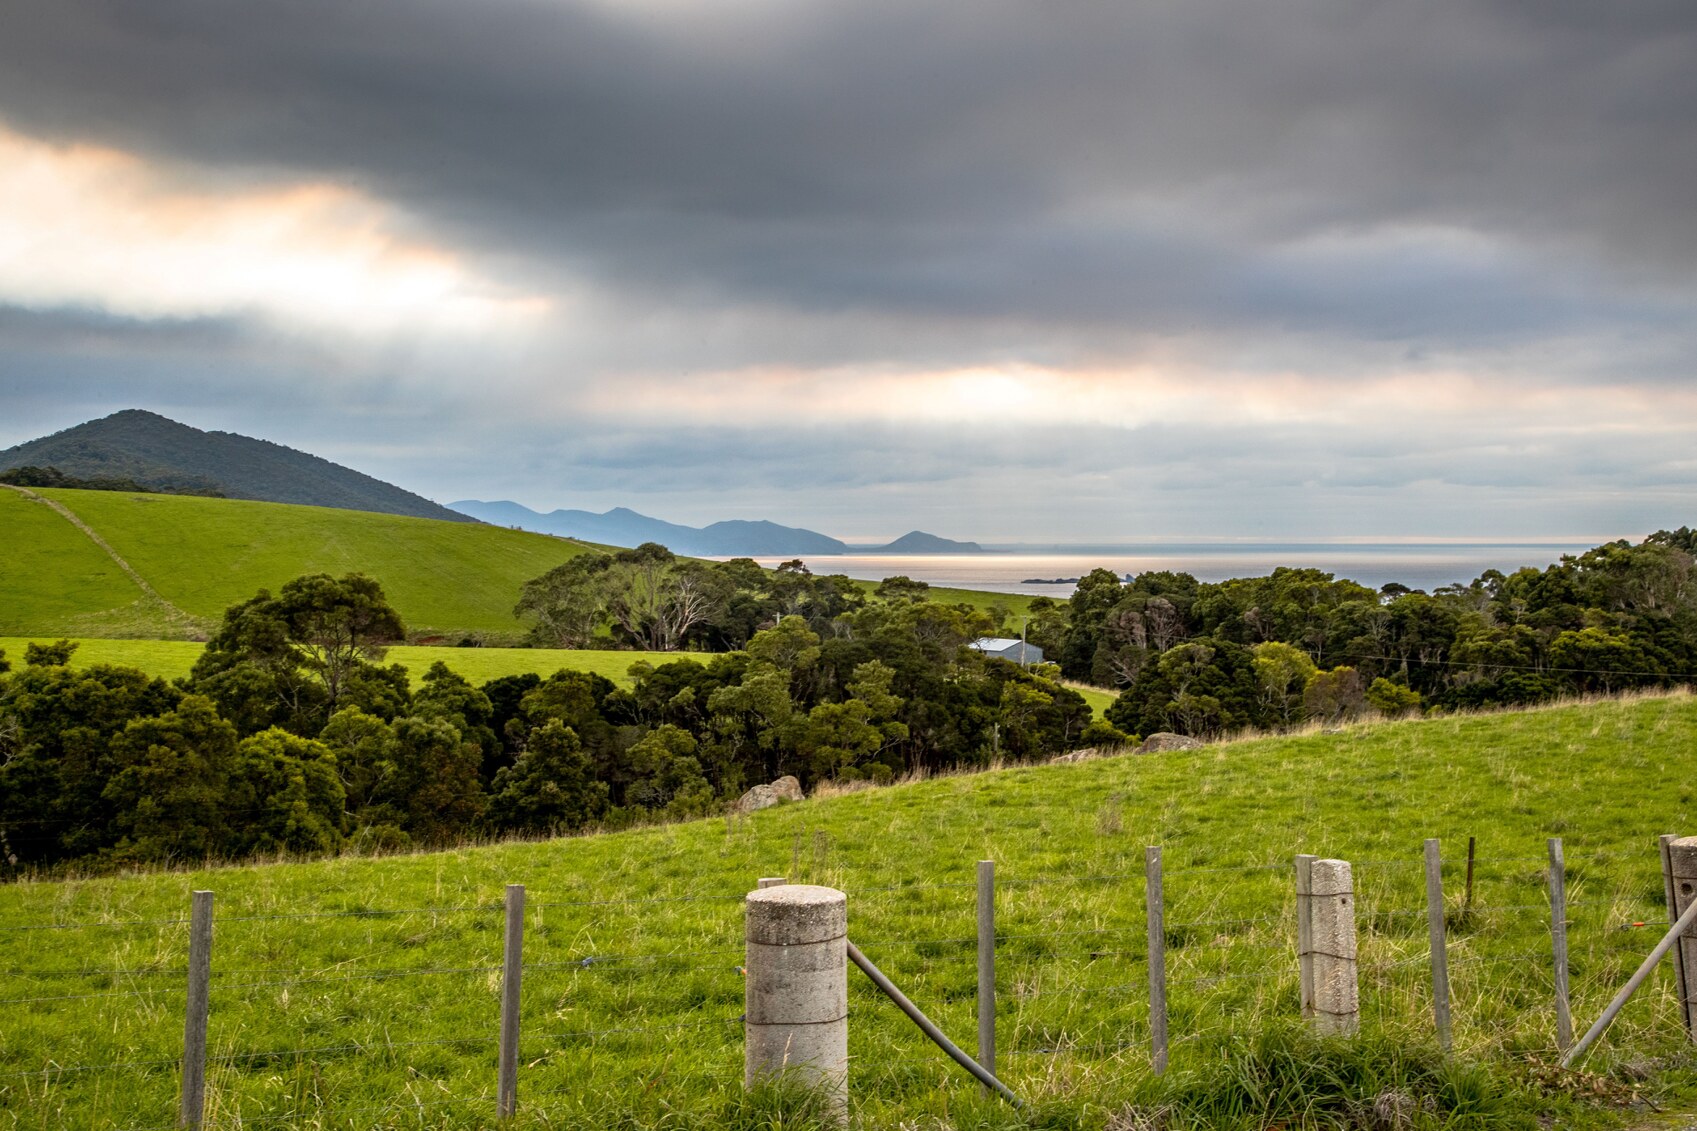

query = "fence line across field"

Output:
[[4, 834, 1690, 1129]]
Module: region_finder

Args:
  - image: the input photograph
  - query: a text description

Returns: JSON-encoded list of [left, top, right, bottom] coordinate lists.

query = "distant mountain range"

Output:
[[449, 500, 985, 556], [0, 410, 474, 523], [0, 410, 987, 554]]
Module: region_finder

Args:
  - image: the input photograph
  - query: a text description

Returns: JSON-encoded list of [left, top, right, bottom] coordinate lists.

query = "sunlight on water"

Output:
[[719, 543, 1597, 597]]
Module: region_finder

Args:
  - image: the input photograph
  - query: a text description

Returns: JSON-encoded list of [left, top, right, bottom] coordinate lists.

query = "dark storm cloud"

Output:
[[2, 0, 1694, 352]]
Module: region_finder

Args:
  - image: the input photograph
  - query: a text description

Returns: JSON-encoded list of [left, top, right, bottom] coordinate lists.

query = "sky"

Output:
[[0, 0, 1693, 543]]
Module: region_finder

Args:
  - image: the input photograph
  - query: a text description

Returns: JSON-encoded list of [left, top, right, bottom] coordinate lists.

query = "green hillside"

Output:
[[0, 488, 593, 640], [0, 488, 173, 636], [5, 693, 1696, 1129], [1, 487, 1031, 645]]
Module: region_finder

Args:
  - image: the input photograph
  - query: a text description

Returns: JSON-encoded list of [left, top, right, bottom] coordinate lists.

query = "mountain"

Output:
[[450, 500, 850, 555], [0, 410, 474, 523], [865, 530, 986, 554]]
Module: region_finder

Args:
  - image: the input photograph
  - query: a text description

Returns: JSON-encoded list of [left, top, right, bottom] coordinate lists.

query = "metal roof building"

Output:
[[970, 637, 1044, 665]]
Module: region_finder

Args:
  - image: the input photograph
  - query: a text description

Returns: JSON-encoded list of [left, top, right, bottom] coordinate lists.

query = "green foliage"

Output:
[[24, 638, 77, 667], [1366, 676, 1423, 715], [226, 729, 345, 856], [103, 694, 239, 863], [0, 464, 187, 495], [488, 719, 609, 834], [189, 573, 405, 734]]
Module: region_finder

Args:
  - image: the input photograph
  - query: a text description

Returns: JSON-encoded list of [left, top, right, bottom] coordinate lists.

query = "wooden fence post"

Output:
[[758, 876, 788, 889], [1665, 836, 1697, 1039], [977, 860, 995, 1092], [179, 890, 213, 1129], [1548, 838, 1573, 1051], [1145, 846, 1168, 1074], [498, 884, 525, 1119], [1295, 854, 1317, 1019], [1424, 839, 1452, 1051], [1660, 834, 1692, 1038]]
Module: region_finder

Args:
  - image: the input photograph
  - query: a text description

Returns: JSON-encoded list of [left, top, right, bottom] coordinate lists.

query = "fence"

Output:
[[1, 836, 1690, 1128]]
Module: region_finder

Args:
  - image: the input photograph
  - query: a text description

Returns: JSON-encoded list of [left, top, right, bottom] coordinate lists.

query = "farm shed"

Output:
[[970, 637, 1044, 664]]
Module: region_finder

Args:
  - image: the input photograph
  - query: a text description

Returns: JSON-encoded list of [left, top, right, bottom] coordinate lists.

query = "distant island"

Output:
[[450, 500, 987, 557]]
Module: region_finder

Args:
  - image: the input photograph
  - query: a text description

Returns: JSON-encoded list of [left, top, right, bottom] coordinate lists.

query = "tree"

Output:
[[377, 716, 485, 845], [488, 720, 609, 834], [272, 574, 406, 707], [190, 573, 406, 732], [625, 724, 715, 816], [1366, 677, 1422, 716], [1303, 667, 1366, 724], [103, 695, 239, 863], [1252, 642, 1318, 725], [24, 640, 76, 667], [514, 553, 613, 647], [226, 729, 345, 856]]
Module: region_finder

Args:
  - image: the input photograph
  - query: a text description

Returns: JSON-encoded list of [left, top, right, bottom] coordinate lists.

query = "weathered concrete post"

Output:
[[1306, 859, 1359, 1036], [745, 884, 848, 1120], [1666, 837, 1697, 1038]]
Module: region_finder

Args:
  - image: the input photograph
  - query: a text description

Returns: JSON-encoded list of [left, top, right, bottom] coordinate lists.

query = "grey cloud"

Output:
[[1, 0, 1694, 356]]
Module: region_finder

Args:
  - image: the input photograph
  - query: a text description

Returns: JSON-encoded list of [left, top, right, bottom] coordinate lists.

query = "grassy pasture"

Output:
[[0, 638, 668, 690], [25, 490, 594, 640], [3, 693, 1696, 1128], [0, 489, 1033, 648]]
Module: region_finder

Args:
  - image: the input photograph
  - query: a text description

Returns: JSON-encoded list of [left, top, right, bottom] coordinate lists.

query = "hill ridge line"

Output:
[[0, 484, 207, 636]]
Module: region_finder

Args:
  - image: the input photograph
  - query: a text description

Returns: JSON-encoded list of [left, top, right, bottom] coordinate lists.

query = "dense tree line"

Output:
[[1012, 529, 1696, 738], [0, 571, 1106, 872]]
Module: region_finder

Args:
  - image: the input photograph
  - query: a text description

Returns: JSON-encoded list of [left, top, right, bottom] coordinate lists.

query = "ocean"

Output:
[[719, 542, 1603, 598]]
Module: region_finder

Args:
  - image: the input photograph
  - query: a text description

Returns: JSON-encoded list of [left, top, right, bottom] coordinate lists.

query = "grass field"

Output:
[[4, 693, 1696, 1129], [0, 489, 1034, 645], [0, 638, 674, 690]]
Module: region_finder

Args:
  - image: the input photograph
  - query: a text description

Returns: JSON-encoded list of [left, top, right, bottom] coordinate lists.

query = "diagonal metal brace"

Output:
[[846, 940, 1024, 1108]]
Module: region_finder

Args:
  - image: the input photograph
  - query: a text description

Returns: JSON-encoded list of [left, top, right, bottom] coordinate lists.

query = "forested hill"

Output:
[[0, 410, 473, 522]]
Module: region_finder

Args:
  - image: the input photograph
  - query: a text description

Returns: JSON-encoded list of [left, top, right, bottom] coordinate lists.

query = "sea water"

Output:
[[717, 542, 1602, 598]]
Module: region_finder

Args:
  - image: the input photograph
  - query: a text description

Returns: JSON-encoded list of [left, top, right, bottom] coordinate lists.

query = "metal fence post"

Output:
[[1424, 839, 1452, 1051], [498, 884, 525, 1119], [1549, 838, 1573, 1051], [1308, 859, 1358, 1036], [746, 884, 848, 1125], [1295, 854, 1317, 1019], [179, 890, 213, 1129], [1145, 846, 1168, 1074], [1661, 834, 1692, 1038], [976, 860, 995, 1093]]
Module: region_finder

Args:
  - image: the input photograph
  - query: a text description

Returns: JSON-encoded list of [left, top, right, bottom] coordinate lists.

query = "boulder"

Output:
[[735, 775, 806, 813], [1137, 732, 1203, 753]]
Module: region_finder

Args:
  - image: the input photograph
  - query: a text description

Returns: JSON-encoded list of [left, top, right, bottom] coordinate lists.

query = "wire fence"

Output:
[[2, 838, 1690, 1128]]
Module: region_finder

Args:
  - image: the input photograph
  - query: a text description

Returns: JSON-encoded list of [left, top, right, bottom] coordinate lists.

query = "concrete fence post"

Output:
[[1295, 854, 1317, 1019], [745, 884, 848, 1122], [1667, 837, 1697, 1039], [1305, 859, 1359, 1036]]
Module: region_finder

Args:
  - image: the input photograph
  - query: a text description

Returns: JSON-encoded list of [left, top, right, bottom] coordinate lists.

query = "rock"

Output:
[[1137, 732, 1203, 753], [735, 775, 806, 813], [1050, 749, 1102, 764]]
